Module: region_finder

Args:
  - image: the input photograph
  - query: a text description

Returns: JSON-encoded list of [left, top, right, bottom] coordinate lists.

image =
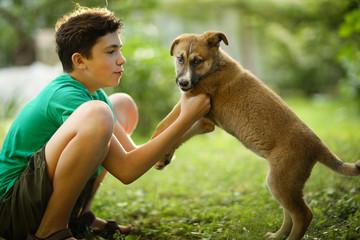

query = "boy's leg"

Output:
[[83, 93, 138, 233], [109, 93, 138, 135], [35, 100, 115, 238]]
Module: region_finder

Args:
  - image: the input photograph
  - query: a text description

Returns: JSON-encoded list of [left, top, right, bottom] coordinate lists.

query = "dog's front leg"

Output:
[[155, 117, 214, 169], [150, 101, 181, 169], [151, 102, 215, 169], [154, 117, 214, 170], [151, 101, 181, 139]]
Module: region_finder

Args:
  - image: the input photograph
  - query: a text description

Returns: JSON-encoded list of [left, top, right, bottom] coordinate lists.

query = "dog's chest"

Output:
[[207, 103, 240, 136], [206, 111, 223, 129], [208, 92, 276, 157]]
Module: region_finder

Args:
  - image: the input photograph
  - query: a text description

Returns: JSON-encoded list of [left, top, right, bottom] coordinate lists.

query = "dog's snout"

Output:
[[176, 77, 193, 91], [178, 80, 190, 88], [176, 66, 194, 91]]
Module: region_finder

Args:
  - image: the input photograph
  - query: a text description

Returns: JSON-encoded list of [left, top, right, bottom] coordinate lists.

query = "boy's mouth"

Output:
[[114, 69, 124, 76]]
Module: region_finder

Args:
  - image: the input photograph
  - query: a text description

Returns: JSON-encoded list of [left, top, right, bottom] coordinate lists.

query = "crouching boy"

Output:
[[0, 6, 210, 240]]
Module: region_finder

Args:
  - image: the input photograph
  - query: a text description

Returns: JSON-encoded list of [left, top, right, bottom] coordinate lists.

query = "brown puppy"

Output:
[[150, 31, 360, 240]]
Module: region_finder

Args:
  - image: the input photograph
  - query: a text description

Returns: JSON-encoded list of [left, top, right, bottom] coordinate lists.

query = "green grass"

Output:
[[1, 97, 360, 239], [91, 97, 360, 240]]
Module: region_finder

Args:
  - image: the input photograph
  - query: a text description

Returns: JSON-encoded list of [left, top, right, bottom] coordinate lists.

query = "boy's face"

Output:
[[82, 32, 126, 93]]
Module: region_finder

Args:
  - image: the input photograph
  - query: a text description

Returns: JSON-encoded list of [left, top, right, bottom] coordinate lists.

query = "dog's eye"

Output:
[[191, 59, 203, 66], [177, 57, 184, 64]]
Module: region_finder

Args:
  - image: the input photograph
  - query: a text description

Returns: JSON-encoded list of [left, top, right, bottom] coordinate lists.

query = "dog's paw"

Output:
[[154, 154, 175, 170], [264, 232, 283, 240], [355, 159, 360, 171]]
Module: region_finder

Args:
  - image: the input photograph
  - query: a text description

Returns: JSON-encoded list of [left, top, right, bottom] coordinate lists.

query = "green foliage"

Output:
[[253, 0, 349, 96], [90, 97, 360, 240], [0, 0, 108, 66], [262, 21, 345, 96], [337, 3, 360, 107], [339, 8, 360, 38], [0, 19, 17, 67]]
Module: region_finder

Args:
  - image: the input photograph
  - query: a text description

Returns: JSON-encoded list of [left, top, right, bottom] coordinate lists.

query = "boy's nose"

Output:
[[117, 55, 126, 66]]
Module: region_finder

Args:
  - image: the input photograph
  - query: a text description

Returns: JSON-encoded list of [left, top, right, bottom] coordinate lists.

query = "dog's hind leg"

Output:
[[283, 196, 312, 240], [265, 209, 292, 239], [266, 162, 314, 240]]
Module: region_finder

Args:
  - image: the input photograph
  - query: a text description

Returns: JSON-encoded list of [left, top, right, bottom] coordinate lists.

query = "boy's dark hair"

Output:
[[55, 5, 122, 72]]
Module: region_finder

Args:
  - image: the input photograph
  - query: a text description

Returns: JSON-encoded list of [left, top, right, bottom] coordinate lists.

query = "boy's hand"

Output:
[[179, 93, 211, 124]]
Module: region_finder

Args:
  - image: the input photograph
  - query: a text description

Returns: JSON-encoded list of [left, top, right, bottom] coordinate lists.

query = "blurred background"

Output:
[[0, 0, 359, 137]]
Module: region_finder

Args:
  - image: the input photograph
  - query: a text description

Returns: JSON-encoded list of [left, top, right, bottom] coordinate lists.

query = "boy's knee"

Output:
[[109, 93, 138, 134], [109, 93, 138, 112], [79, 100, 114, 137]]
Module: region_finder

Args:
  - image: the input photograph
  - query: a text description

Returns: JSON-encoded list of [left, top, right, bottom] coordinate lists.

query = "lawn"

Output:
[[1, 97, 360, 240]]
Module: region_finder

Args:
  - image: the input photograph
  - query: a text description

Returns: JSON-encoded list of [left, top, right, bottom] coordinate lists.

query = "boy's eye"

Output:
[[107, 50, 115, 54]]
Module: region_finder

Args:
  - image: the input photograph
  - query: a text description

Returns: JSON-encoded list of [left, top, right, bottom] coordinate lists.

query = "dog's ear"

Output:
[[170, 38, 180, 56], [204, 31, 229, 48]]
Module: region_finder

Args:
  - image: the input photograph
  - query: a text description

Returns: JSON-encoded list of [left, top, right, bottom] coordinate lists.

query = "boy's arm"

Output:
[[113, 121, 137, 151], [102, 93, 210, 184]]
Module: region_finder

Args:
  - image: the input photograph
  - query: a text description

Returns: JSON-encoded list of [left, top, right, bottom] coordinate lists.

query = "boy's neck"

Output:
[[69, 70, 97, 95]]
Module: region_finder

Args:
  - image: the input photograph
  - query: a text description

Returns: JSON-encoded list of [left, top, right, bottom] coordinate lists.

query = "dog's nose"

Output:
[[178, 80, 190, 88]]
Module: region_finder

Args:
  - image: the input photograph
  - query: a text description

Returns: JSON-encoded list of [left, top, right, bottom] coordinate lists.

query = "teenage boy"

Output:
[[0, 6, 210, 240]]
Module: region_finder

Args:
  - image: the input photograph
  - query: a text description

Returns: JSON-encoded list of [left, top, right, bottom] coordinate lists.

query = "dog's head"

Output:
[[170, 31, 228, 91]]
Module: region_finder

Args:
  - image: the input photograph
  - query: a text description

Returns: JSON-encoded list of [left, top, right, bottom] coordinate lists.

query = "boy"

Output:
[[0, 6, 210, 240]]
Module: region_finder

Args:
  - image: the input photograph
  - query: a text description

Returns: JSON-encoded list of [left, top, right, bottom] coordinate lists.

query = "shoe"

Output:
[[27, 229, 74, 240], [70, 211, 133, 239]]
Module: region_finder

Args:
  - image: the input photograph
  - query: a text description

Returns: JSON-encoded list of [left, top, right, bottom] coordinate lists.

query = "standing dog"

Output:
[[150, 31, 360, 240]]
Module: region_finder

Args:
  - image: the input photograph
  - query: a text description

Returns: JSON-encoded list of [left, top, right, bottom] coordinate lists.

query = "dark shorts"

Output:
[[0, 146, 95, 240]]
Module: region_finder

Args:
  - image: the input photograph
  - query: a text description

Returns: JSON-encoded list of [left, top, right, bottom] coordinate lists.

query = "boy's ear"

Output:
[[71, 53, 86, 70]]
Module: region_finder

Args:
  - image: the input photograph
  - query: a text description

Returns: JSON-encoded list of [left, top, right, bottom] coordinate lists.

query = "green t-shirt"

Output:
[[0, 74, 115, 199]]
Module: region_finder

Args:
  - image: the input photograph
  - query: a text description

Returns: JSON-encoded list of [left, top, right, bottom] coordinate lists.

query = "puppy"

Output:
[[150, 31, 360, 240]]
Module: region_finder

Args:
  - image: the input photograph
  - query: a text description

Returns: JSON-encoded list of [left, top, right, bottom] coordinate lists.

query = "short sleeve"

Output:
[[47, 87, 92, 126]]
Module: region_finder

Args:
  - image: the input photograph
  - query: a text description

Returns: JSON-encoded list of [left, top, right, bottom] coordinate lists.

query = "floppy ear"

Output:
[[170, 38, 180, 56], [204, 31, 229, 48]]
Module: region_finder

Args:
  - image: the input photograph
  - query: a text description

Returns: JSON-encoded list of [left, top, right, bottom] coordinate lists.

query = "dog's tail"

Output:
[[317, 144, 360, 176]]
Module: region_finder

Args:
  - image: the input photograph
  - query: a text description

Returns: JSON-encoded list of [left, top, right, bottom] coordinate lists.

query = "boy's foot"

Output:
[[92, 217, 134, 236], [70, 211, 133, 238]]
